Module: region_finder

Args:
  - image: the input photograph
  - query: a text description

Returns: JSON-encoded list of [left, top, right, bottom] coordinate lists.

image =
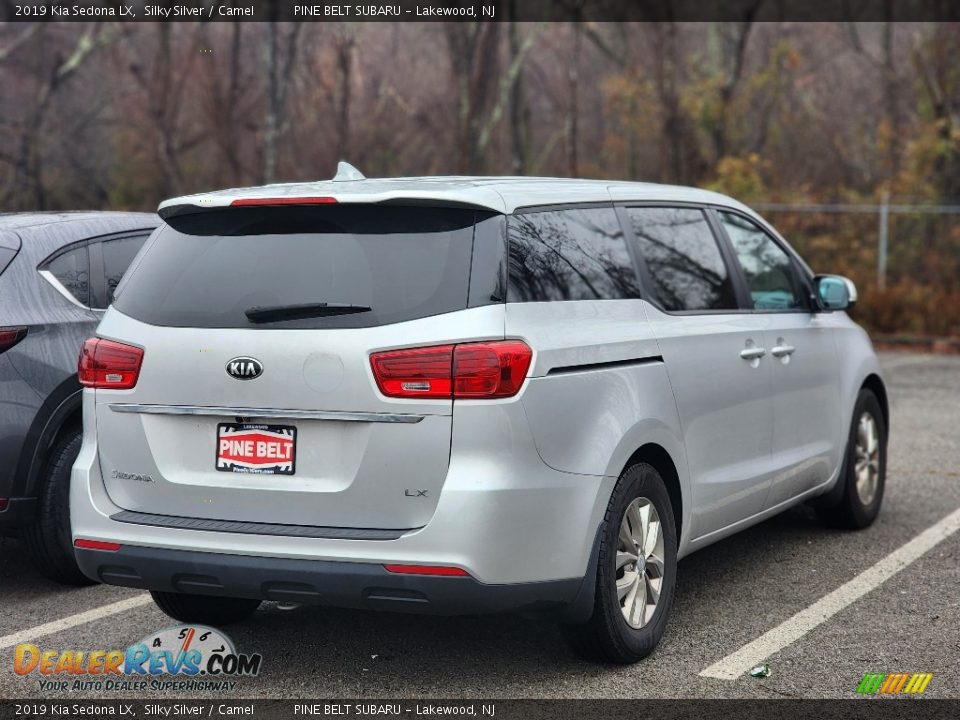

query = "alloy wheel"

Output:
[[616, 497, 665, 629], [854, 411, 881, 505]]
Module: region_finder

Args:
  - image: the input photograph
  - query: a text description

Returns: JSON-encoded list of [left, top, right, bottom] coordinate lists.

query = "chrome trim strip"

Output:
[[107, 403, 425, 424], [111, 510, 411, 540], [38, 269, 92, 311]]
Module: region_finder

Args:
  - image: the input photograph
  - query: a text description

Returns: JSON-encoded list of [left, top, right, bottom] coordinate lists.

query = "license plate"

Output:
[[216, 423, 296, 475]]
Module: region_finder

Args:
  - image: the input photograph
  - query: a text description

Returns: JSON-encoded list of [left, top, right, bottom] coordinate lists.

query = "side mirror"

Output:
[[814, 275, 857, 311]]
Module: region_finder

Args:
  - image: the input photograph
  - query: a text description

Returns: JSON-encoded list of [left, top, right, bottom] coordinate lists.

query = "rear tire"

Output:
[[563, 462, 678, 663], [816, 388, 887, 530], [20, 430, 95, 586], [151, 591, 262, 625]]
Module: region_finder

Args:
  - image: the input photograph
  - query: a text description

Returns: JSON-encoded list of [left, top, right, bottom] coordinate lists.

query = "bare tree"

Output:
[[263, 13, 302, 184]]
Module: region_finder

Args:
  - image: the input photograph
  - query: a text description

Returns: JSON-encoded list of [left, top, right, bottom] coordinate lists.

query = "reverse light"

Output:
[[370, 340, 532, 400], [78, 338, 144, 389], [384, 564, 469, 577], [73, 539, 122, 552], [230, 197, 337, 207], [0, 326, 28, 354]]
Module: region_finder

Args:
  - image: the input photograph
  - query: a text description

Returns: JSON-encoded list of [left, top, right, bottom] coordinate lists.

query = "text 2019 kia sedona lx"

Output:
[[71, 168, 887, 663]]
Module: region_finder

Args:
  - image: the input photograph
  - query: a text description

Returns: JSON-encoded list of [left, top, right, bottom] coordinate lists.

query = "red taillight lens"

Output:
[[230, 197, 337, 207], [78, 338, 144, 390], [453, 341, 532, 398], [0, 326, 28, 354], [384, 564, 469, 577], [0, 498, 8, 512], [370, 345, 455, 398], [370, 340, 532, 400], [74, 538, 122, 552]]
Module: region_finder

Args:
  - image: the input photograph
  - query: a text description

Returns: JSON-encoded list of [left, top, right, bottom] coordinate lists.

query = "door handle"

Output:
[[771, 344, 796, 358], [739, 347, 767, 361]]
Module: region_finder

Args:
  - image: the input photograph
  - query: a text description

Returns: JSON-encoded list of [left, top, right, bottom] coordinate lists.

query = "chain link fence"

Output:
[[753, 201, 960, 344]]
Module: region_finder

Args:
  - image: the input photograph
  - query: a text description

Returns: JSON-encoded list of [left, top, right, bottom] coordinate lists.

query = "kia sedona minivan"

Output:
[[71, 166, 887, 663]]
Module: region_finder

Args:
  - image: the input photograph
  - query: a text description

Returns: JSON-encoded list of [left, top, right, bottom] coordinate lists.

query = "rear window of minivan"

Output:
[[113, 205, 488, 329]]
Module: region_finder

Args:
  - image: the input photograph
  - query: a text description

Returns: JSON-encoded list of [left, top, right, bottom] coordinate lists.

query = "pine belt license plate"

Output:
[[216, 423, 296, 475]]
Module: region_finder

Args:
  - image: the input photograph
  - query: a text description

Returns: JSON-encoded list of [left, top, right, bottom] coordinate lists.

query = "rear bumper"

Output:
[[0, 497, 37, 533], [75, 544, 581, 615]]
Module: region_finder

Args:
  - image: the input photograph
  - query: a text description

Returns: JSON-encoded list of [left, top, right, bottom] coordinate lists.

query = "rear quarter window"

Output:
[[42, 244, 90, 307], [113, 205, 487, 329]]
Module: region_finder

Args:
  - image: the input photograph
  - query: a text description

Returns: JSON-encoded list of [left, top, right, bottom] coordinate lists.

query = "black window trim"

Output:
[[506, 201, 647, 303]]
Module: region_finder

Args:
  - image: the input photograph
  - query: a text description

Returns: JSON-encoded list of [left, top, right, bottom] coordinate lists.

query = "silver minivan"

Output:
[[71, 168, 887, 663]]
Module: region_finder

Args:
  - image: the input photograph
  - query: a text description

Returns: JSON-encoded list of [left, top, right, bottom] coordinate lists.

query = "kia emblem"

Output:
[[226, 357, 263, 380]]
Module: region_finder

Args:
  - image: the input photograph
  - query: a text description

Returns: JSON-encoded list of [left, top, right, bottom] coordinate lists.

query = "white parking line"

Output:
[[0, 594, 152, 651], [699, 505, 960, 680]]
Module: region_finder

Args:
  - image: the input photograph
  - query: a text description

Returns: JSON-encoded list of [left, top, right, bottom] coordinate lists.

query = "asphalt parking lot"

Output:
[[2, 352, 959, 700]]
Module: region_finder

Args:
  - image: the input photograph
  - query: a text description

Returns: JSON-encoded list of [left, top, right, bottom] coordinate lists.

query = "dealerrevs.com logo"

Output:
[[14, 625, 262, 693], [857, 672, 934, 696]]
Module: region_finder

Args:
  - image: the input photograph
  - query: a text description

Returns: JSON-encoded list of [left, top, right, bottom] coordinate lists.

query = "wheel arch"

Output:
[[861, 373, 889, 431], [13, 376, 83, 498], [622, 443, 683, 545]]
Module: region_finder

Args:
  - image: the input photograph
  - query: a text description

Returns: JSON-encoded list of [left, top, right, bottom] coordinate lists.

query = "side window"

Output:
[[507, 207, 640, 302], [719, 212, 803, 311], [626, 207, 738, 312], [96, 235, 150, 308], [43, 245, 90, 307]]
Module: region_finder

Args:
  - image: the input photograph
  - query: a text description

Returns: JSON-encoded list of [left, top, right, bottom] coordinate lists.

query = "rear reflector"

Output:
[[0, 326, 28, 354], [370, 340, 532, 400], [0, 498, 8, 512], [74, 539, 122, 552], [78, 338, 144, 390], [230, 197, 337, 207], [384, 564, 469, 577]]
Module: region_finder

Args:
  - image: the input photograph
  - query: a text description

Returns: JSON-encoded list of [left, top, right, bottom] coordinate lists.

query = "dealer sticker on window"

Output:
[[216, 423, 296, 475]]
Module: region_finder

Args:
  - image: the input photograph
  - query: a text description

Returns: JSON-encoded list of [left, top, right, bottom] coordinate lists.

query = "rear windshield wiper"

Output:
[[244, 302, 373, 323]]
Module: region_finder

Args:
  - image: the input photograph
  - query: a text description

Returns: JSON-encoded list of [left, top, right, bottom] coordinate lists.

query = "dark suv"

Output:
[[0, 212, 157, 584]]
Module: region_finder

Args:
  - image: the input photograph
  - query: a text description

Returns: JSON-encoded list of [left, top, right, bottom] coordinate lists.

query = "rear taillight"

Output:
[[74, 538, 121, 552], [78, 338, 144, 390], [453, 341, 532, 398], [0, 498, 8, 512], [370, 340, 532, 400], [370, 344, 455, 398], [0, 326, 27, 354]]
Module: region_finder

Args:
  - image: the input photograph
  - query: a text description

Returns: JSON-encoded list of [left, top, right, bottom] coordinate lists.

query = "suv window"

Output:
[[113, 206, 484, 329], [507, 207, 639, 302], [719, 212, 804, 310], [95, 235, 150, 308], [43, 245, 90, 307], [626, 207, 738, 312]]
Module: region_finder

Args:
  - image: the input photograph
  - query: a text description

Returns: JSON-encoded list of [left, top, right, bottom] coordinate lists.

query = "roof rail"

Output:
[[333, 161, 366, 182]]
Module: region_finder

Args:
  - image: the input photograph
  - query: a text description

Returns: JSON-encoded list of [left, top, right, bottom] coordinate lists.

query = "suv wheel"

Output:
[[20, 429, 95, 586], [563, 462, 678, 663], [817, 388, 887, 529], [151, 592, 262, 625]]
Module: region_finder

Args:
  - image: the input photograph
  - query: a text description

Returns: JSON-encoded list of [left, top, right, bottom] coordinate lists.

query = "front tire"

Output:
[[817, 388, 887, 529], [151, 591, 262, 625], [563, 462, 678, 663], [20, 429, 95, 586]]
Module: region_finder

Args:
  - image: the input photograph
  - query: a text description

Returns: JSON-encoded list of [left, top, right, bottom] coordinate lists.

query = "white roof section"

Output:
[[158, 175, 753, 216]]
